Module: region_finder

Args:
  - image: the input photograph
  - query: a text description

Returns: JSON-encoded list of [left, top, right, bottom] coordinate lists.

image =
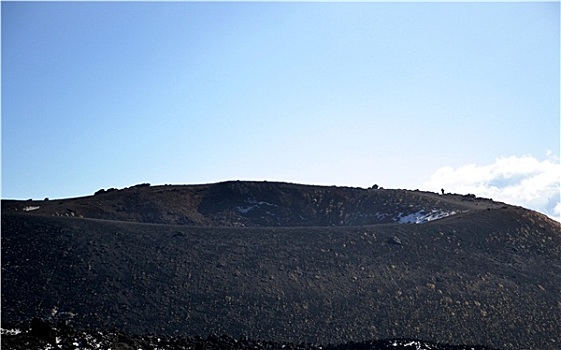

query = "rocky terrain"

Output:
[[1, 319, 497, 350], [2, 181, 560, 349], [1, 181, 504, 226]]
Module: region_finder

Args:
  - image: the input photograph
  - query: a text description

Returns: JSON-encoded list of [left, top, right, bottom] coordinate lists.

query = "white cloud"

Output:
[[423, 155, 561, 222]]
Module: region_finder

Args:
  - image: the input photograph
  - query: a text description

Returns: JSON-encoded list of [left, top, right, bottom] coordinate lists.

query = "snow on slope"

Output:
[[236, 199, 277, 214], [396, 209, 458, 224]]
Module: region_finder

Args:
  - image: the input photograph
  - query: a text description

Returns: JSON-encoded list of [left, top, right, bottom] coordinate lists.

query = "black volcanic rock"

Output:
[[1, 322, 500, 350], [2, 181, 560, 349]]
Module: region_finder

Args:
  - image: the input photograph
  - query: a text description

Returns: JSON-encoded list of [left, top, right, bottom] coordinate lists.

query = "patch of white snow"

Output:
[[22, 206, 40, 212], [398, 210, 457, 224], [1, 328, 23, 335], [236, 199, 277, 214]]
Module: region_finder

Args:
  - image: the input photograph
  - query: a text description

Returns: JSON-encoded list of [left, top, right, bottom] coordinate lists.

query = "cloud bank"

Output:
[[424, 155, 560, 222]]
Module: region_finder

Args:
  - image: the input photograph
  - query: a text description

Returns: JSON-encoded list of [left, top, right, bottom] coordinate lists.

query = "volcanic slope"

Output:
[[2, 181, 560, 350], [1, 181, 506, 226]]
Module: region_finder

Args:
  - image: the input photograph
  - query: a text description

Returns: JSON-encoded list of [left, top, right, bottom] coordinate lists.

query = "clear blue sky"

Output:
[[2, 1, 559, 201]]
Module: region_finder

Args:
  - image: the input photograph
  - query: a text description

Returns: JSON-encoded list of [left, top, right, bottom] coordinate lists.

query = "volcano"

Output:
[[2, 181, 560, 349]]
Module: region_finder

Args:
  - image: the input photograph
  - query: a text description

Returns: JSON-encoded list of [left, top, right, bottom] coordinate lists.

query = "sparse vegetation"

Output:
[[94, 189, 106, 195], [131, 183, 151, 188]]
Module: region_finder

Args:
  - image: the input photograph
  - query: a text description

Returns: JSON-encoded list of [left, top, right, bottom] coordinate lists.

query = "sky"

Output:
[[2, 1, 560, 221]]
